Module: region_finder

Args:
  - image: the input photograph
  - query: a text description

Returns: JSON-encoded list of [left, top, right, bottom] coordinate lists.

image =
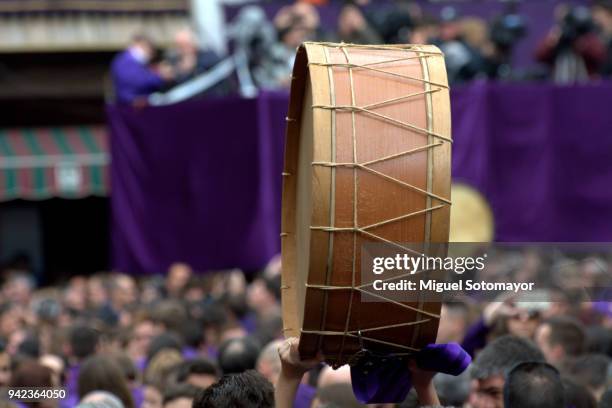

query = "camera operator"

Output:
[[488, 8, 527, 80], [592, 0, 612, 77], [435, 7, 489, 84], [536, 5, 607, 83]]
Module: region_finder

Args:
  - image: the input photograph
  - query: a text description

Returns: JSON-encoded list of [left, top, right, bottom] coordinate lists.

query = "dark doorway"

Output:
[[39, 197, 109, 284]]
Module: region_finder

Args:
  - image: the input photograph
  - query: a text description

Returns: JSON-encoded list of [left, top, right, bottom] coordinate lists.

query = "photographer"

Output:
[[536, 5, 607, 83], [593, 0, 612, 76]]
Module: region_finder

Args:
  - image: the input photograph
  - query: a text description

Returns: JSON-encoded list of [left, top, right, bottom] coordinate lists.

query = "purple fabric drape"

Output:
[[108, 83, 612, 275], [107, 92, 286, 274]]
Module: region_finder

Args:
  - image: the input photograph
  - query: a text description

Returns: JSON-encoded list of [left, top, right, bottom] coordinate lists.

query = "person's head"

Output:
[[77, 391, 125, 408], [111, 274, 137, 309], [176, 358, 219, 389], [535, 317, 586, 366], [503, 361, 564, 408], [593, 0, 612, 36], [0, 303, 20, 338], [256, 339, 283, 385], [166, 263, 192, 297], [87, 275, 110, 308], [131, 317, 157, 353], [162, 383, 200, 408], [130, 33, 156, 63], [218, 337, 261, 375], [142, 382, 163, 408], [0, 340, 10, 387], [246, 273, 280, 315], [10, 360, 53, 388], [565, 353, 610, 400], [437, 302, 470, 343], [39, 354, 65, 387], [144, 348, 184, 388], [147, 332, 183, 362], [69, 325, 100, 361], [561, 378, 597, 408], [192, 370, 274, 408], [151, 301, 188, 334], [174, 28, 198, 55], [504, 306, 542, 339], [2, 272, 34, 305], [78, 355, 135, 408], [469, 335, 545, 408]]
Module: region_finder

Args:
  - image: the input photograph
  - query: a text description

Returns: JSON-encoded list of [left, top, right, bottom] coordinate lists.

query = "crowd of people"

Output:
[[110, 0, 612, 105], [0, 248, 610, 407]]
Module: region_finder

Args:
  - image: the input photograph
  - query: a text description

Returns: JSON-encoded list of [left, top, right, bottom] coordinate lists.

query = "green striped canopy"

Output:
[[0, 126, 109, 201]]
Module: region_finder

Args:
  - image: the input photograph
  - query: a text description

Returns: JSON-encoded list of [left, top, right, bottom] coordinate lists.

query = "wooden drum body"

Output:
[[282, 42, 451, 367]]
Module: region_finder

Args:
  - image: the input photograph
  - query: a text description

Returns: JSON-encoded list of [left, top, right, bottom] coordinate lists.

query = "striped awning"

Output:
[[0, 126, 109, 201]]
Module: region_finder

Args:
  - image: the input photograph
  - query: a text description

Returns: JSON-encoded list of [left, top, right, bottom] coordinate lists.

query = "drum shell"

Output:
[[282, 42, 451, 366]]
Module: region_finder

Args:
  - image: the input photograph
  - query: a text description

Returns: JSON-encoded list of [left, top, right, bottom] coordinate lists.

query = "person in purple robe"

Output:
[[111, 34, 173, 105]]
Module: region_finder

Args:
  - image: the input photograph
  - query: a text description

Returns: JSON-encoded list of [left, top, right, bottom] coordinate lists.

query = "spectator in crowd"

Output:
[[161, 383, 200, 408], [111, 34, 174, 104], [165, 263, 192, 298], [78, 355, 135, 408], [534, 316, 586, 368], [64, 325, 101, 407], [593, 0, 612, 76], [468, 335, 545, 408], [0, 341, 10, 389], [10, 360, 55, 408], [249, 2, 321, 90], [337, 4, 382, 44], [175, 358, 218, 389], [562, 378, 598, 408], [217, 337, 260, 375], [77, 391, 125, 408], [503, 361, 565, 408], [142, 382, 163, 408], [435, 7, 488, 84], [193, 370, 274, 408], [1, 246, 611, 408], [564, 353, 610, 401], [536, 5, 607, 82]]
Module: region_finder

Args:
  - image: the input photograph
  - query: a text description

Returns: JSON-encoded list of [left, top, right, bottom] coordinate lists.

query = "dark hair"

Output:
[[152, 300, 188, 333], [176, 358, 219, 383], [503, 361, 564, 408], [131, 32, 155, 47], [181, 320, 204, 349], [565, 353, 610, 391], [471, 335, 545, 380], [70, 325, 100, 360], [147, 332, 183, 363], [11, 361, 54, 408], [543, 317, 586, 357], [217, 337, 261, 375], [162, 383, 200, 405], [11, 360, 53, 387], [78, 355, 135, 408], [17, 334, 40, 358], [561, 378, 596, 408], [193, 370, 274, 408]]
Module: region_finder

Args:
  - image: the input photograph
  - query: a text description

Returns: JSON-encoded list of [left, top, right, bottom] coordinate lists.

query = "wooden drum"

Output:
[[281, 42, 451, 367]]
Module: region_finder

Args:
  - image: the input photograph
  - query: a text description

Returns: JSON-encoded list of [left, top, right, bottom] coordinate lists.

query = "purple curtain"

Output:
[[108, 83, 612, 274]]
